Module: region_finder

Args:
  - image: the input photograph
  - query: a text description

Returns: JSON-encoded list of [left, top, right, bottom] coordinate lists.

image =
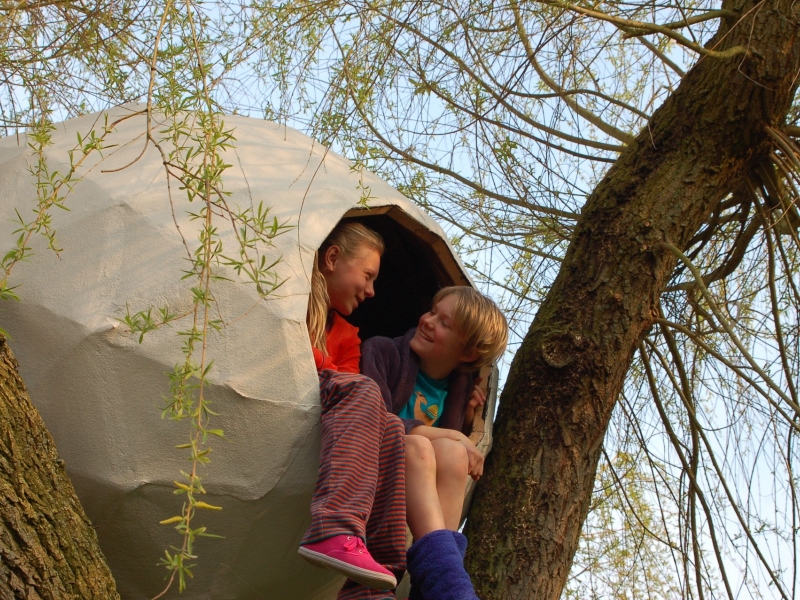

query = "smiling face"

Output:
[[410, 293, 478, 380], [322, 244, 381, 316]]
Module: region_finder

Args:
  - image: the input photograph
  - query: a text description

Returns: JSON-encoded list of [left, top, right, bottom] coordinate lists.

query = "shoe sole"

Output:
[[298, 546, 397, 590]]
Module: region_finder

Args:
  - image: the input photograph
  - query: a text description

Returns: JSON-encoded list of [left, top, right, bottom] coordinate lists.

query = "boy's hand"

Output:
[[460, 436, 484, 481], [464, 378, 487, 425], [407, 425, 485, 480]]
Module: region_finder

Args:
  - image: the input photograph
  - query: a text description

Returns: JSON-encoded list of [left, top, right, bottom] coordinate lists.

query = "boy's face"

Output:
[[410, 293, 477, 379]]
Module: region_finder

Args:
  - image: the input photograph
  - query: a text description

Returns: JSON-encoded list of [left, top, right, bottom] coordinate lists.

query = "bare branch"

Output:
[[538, 0, 748, 59], [510, 0, 636, 145]]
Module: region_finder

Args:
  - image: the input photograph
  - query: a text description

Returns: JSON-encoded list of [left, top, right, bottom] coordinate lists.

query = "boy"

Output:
[[361, 286, 508, 600]]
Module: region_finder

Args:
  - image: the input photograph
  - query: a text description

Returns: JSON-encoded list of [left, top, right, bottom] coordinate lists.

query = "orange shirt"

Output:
[[312, 312, 361, 374]]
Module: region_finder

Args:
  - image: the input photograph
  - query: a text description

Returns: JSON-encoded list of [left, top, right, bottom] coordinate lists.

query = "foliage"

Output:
[[0, 0, 798, 598], [565, 450, 682, 600], [249, 2, 800, 598], [0, 1, 291, 595]]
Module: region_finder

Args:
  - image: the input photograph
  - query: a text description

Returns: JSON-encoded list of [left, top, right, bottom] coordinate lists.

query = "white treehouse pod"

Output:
[[0, 104, 497, 600]]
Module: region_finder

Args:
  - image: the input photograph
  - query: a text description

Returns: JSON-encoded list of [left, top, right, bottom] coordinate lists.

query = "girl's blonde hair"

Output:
[[431, 286, 508, 371], [307, 221, 385, 353]]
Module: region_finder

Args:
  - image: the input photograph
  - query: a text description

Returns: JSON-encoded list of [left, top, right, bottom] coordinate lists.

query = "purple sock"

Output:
[[406, 530, 478, 600], [451, 530, 468, 559]]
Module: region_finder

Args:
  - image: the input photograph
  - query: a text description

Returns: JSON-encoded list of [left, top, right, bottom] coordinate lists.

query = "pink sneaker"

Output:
[[298, 535, 397, 590]]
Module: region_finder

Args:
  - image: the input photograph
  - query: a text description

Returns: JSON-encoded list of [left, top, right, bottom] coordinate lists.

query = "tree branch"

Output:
[[510, 0, 637, 145]]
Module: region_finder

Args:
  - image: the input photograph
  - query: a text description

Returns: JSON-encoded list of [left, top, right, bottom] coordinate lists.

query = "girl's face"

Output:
[[322, 244, 381, 316]]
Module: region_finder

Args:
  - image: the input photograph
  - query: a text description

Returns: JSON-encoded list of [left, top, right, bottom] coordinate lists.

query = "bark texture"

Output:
[[0, 336, 119, 599], [465, 2, 800, 598]]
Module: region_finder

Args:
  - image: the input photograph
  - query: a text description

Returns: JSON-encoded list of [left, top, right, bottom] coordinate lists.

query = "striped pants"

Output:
[[301, 369, 407, 600]]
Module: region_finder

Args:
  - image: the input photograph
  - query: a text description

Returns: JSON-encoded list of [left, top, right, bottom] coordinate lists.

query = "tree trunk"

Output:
[[0, 336, 119, 599], [465, 1, 800, 598]]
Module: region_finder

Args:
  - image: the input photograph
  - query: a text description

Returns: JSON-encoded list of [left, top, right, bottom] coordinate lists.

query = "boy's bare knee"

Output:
[[406, 434, 436, 463], [431, 438, 469, 474]]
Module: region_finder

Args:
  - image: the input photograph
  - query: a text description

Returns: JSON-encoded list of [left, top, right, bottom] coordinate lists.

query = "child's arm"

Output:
[[361, 335, 424, 432], [408, 424, 484, 480], [332, 326, 361, 373], [311, 313, 361, 373], [361, 336, 394, 406], [462, 381, 486, 428]]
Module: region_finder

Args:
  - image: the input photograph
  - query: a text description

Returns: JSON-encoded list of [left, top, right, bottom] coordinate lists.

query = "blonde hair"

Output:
[[307, 221, 385, 353], [431, 286, 508, 371]]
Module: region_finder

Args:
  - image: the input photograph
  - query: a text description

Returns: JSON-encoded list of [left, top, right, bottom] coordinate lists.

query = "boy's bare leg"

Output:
[[430, 438, 469, 530], [405, 435, 470, 536], [405, 434, 446, 538], [405, 432, 480, 600]]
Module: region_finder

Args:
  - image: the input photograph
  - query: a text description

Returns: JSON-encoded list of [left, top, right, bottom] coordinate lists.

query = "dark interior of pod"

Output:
[[338, 206, 471, 341]]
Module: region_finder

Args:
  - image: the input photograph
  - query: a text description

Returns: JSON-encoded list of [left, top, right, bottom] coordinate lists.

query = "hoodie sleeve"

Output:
[[360, 336, 399, 412], [445, 370, 475, 435], [400, 417, 426, 435], [361, 335, 425, 434]]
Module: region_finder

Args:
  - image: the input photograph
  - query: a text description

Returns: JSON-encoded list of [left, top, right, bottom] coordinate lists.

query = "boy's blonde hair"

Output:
[[307, 221, 385, 353], [432, 286, 508, 371]]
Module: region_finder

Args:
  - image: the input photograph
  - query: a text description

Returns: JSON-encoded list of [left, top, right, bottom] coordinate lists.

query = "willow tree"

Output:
[[0, 2, 286, 597], [0, 2, 137, 596], [0, 337, 119, 598], [256, 1, 800, 599], [2, 1, 800, 599]]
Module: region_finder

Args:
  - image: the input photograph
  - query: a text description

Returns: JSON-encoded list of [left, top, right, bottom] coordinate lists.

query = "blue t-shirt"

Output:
[[397, 370, 449, 427]]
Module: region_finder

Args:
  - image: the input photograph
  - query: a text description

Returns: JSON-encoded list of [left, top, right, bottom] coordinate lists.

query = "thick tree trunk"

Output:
[[466, 2, 800, 598], [0, 336, 119, 599]]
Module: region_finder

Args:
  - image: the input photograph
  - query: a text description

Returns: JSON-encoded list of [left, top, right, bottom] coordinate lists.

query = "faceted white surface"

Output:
[[0, 105, 468, 599]]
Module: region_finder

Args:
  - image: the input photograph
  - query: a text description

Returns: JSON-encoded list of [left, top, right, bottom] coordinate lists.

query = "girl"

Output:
[[298, 220, 407, 599]]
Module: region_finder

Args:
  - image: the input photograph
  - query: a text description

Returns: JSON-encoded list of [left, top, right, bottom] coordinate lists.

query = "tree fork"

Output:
[[0, 336, 119, 599], [465, 1, 800, 598]]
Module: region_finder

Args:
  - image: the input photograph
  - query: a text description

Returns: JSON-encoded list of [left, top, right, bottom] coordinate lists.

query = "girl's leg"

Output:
[[364, 414, 407, 577], [337, 414, 407, 599], [337, 585, 396, 600], [301, 370, 386, 543]]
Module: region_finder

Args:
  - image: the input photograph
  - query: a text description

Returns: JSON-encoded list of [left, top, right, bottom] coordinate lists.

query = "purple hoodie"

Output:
[[360, 328, 475, 435]]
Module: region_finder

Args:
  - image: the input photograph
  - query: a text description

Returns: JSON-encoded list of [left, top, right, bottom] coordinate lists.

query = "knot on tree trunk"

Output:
[[540, 330, 589, 369]]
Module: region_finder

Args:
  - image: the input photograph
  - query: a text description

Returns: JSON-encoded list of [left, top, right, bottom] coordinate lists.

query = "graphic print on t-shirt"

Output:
[[413, 391, 439, 427], [399, 370, 448, 427]]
